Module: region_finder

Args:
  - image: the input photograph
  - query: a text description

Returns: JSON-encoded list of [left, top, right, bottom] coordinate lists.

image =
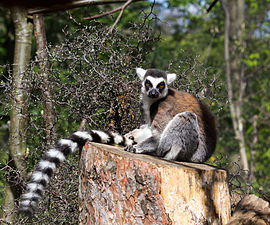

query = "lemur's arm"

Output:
[[124, 124, 160, 154]]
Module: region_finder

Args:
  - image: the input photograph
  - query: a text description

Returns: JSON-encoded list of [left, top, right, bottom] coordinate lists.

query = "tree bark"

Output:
[[79, 143, 231, 225], [249, 115, 258, 181], [227, 194, 270, 225], [1, 7, 33, 224], [33, 13, 57, 148], [222, 0, 249, 176]]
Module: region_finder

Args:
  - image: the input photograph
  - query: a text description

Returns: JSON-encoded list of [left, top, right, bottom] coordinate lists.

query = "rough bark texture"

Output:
[[9, 5, 33, 183], [79, 143, 231, 225], [33, 13, 57, 148], [227, 194, 270, 225]]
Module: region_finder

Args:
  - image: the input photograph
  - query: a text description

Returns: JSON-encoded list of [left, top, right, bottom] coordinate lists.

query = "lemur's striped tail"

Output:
[[19, 130, 131, 216]]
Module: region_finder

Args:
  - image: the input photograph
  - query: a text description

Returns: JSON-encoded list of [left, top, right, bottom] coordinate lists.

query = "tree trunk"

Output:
[[222, 0, 249, 176], [33, 13, 57, 148], [1, 7, 33, 224], [249, 115, 258, 181], [79, 143, 231, 225]]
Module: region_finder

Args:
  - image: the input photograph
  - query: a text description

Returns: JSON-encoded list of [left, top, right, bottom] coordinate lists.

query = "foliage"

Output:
[[0, 9, 14, 65]]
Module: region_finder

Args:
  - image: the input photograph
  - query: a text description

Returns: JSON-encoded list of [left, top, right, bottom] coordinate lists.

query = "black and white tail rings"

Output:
[[19, 130, 131, 216]]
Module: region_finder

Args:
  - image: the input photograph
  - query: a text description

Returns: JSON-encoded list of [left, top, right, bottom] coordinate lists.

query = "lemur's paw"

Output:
[[133, 145, 146, 154], [124, 145, 136, 153], [156, 148, 167, 157], [129, 145, 147, 154], [124, 144, 145, 154]]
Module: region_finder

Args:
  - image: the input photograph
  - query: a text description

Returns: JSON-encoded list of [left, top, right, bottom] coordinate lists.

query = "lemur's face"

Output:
[[144, 76, 166, 99], [136, 68, 176, 100]]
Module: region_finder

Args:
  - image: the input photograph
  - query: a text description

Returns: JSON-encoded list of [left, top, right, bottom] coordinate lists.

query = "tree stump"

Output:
[[79, 143, 231, 225], [227, 194, 270, 225]]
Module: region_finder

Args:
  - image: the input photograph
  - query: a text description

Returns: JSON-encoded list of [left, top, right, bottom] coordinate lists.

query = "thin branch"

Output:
[[83, 0, 141, 20], [140, 0, 156, 29], [109, 0, 133, 33], [83, 5, 123, 20], [27, 0, 130, 15], [79, 118, 87, 131], [205, 0, 219, 14]]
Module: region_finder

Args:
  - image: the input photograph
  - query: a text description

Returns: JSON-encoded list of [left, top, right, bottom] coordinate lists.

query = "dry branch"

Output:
[[109, 0, 133, 33], [83, 0, 141, 20], [27, 0, 139, 15], [83, 5, 123, 20], [79, 118, 87, 131], [205, 0, 219, 13]]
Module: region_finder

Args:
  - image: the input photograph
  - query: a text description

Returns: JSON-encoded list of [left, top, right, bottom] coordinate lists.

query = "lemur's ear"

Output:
[[136, 68, 147, 81], [167, 73, 177, 85]]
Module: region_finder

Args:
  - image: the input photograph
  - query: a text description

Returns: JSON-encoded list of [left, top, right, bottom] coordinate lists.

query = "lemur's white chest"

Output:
[[141, 94, 157, 126]]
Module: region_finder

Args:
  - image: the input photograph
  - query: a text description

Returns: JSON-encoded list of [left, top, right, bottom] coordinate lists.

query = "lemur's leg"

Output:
[[156, 112, 200, 161], [124, 124, 160, 154], [124, 112, 200, 157]]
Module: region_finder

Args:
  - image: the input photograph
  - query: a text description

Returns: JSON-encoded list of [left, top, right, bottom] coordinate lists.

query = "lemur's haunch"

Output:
[[19, 68, 217, 216]]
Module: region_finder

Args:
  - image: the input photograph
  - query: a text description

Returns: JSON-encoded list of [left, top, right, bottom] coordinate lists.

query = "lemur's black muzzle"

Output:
[[148, 89, 159, 98]]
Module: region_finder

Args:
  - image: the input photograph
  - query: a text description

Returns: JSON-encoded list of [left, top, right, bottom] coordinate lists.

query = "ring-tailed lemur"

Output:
[[19, 68, 217, 216], [124, 68, 217, 162]]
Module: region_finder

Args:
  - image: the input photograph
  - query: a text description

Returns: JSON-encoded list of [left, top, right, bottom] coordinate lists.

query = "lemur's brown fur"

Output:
[[150, 89, 217, 161]]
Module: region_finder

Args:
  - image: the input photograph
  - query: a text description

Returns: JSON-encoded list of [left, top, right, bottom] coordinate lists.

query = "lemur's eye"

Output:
[[145, 80, 152, 87], [157, 82, 165, 89]]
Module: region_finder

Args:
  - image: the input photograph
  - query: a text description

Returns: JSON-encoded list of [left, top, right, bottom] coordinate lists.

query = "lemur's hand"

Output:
[[124, 144, 136, 153], [124, 136, 137, 152]]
